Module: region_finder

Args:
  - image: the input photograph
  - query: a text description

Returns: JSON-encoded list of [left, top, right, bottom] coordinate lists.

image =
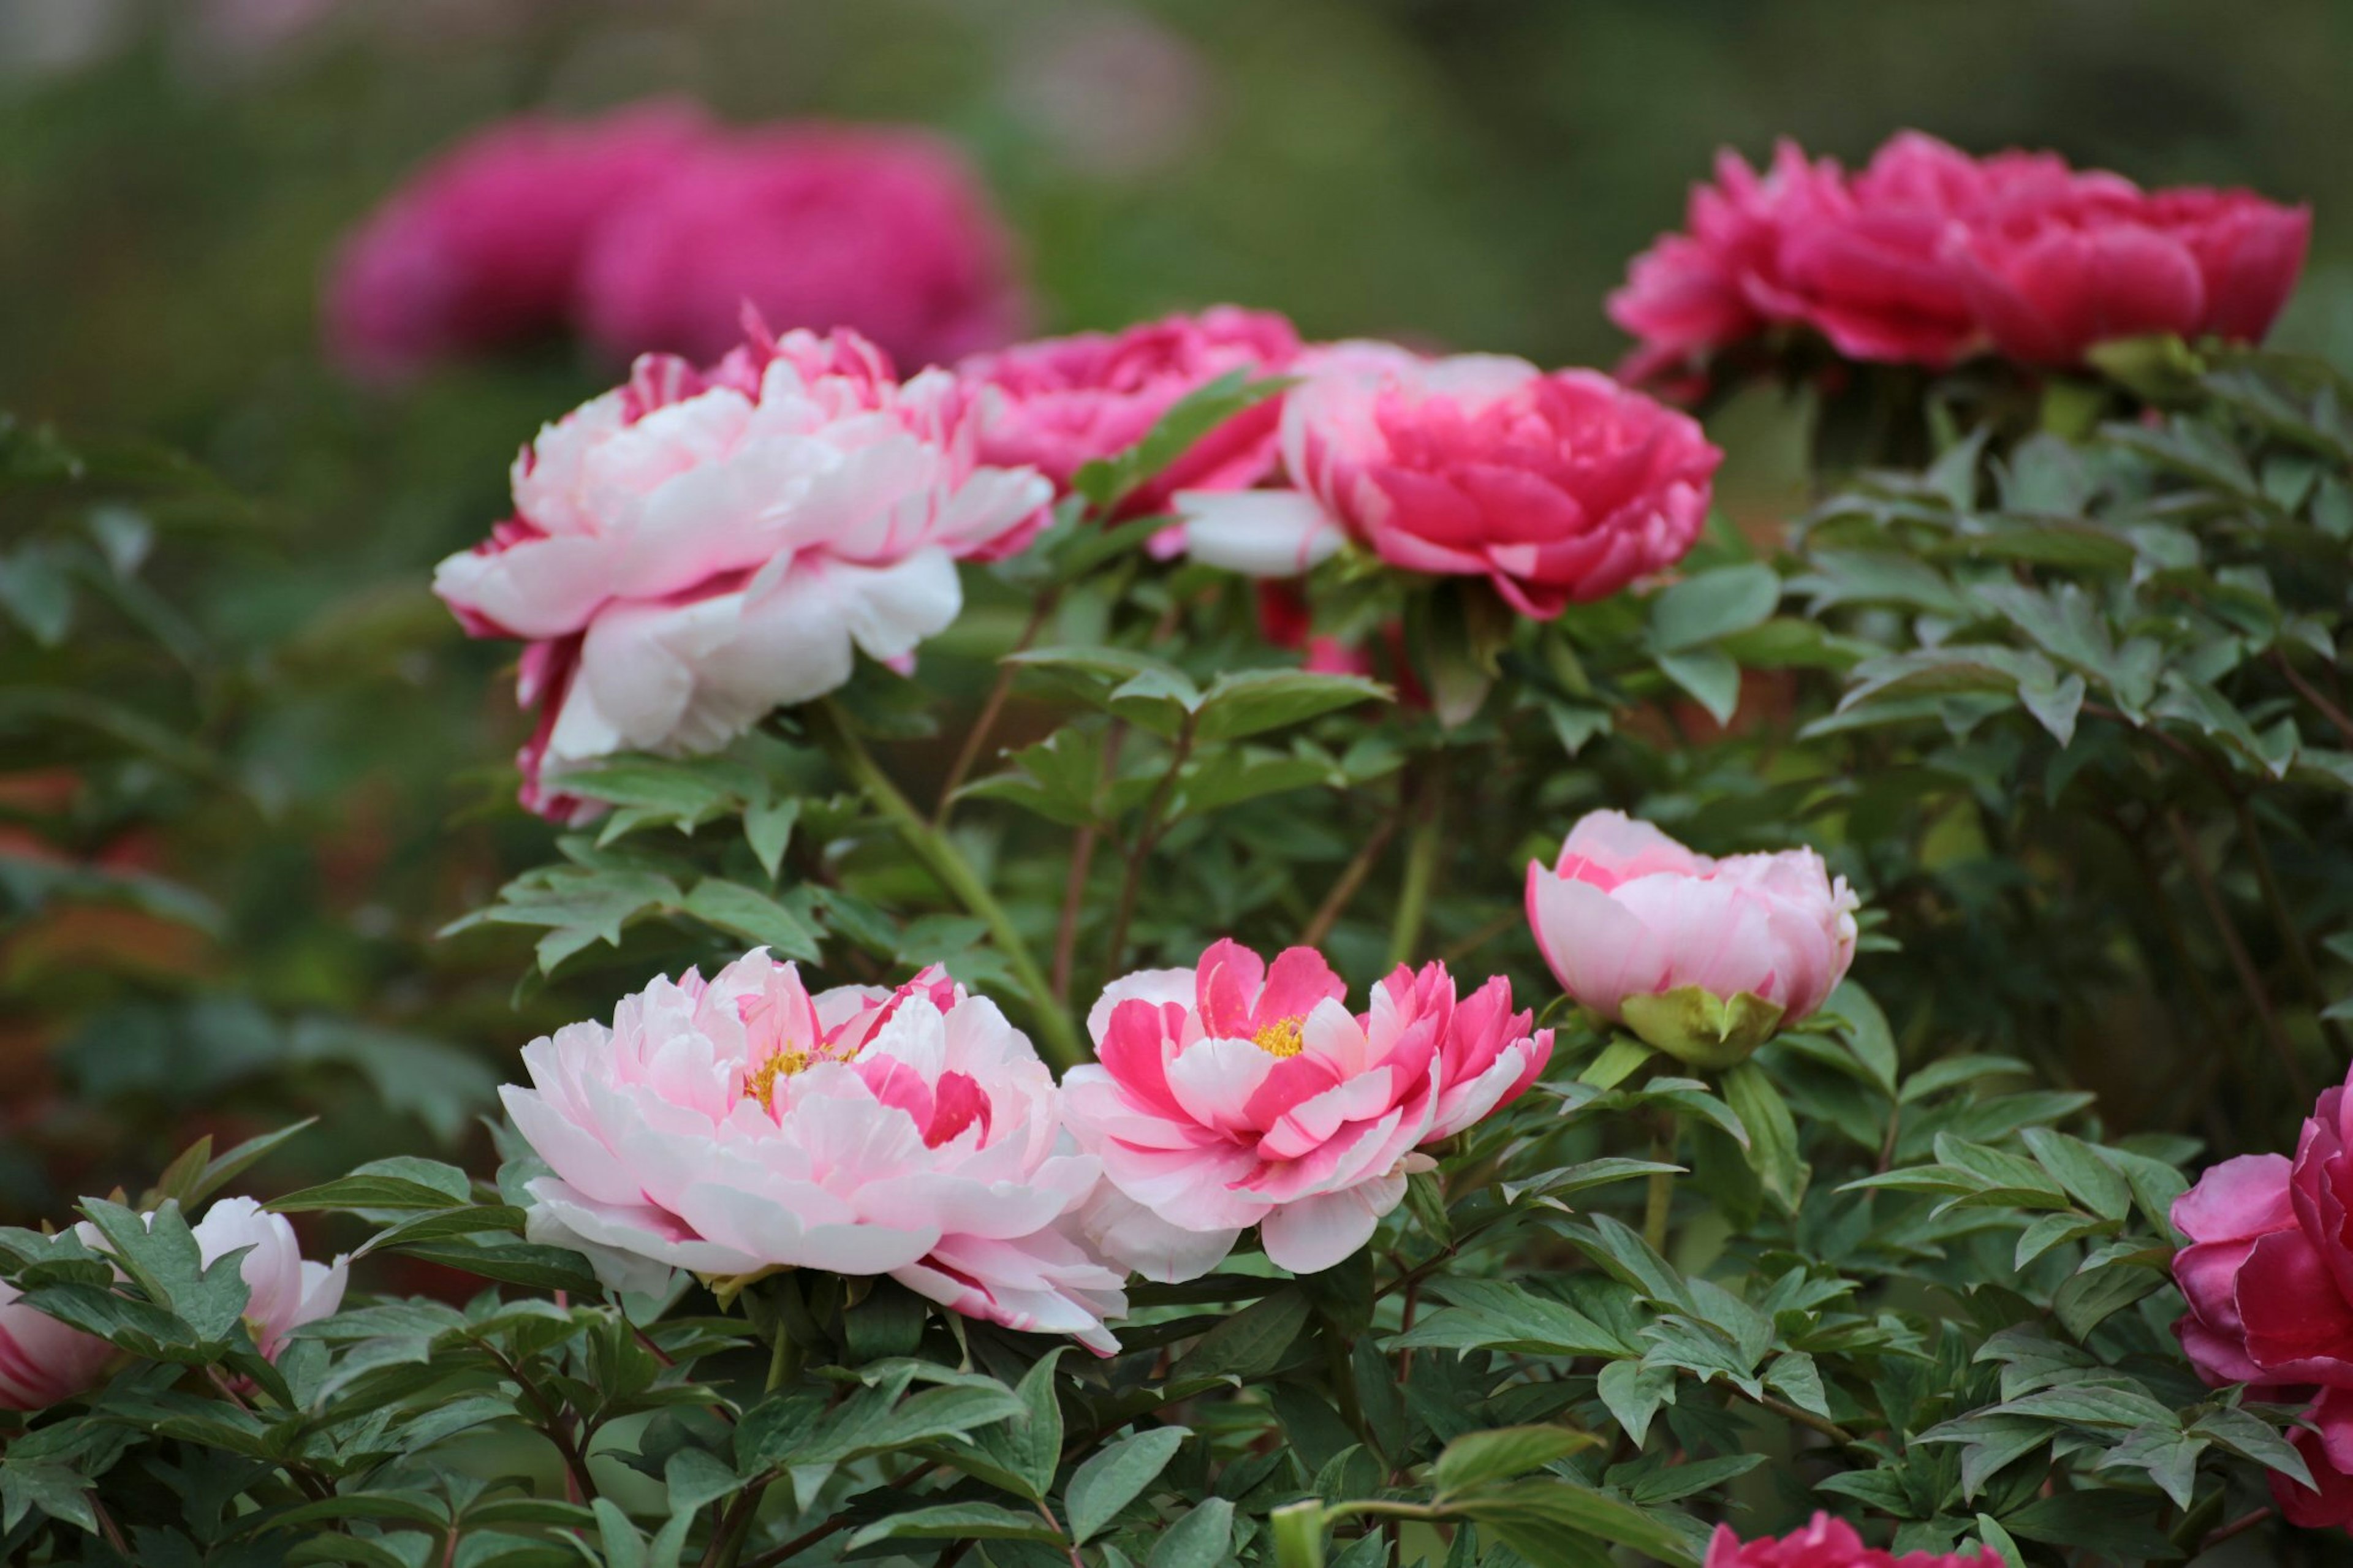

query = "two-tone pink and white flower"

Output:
[[1063, 940, 1551, 1281], [433, 327, 1051, 819], [1527, 811, 1857, 1066], [1175, 343, 1719, 618], [501, 949, 1126, 1352]]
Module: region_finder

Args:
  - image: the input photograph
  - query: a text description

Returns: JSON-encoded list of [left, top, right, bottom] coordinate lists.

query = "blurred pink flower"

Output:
[[502, 950, 1125, 1351], [957, 305, 1300, 518], [579, 125, 1025, 372], [1178, 343, 1719, 618], [2171, 1059, 2353, 1392], [0, 1281, 113, 1411], [1953, 181, 2309, 366], [1613, 129, 2309, 377], [1704, 1513, 1999, 1567], [1526, 811, 1856, 1066], [1064, 941, 1549, 1280], [325, 100, 708, 381], [432, 326, 1048, 820]]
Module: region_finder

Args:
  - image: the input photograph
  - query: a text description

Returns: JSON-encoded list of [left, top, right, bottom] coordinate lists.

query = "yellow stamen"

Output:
[[1252, 1016, 1305, 1058], [742, 1047, 816, 1110]]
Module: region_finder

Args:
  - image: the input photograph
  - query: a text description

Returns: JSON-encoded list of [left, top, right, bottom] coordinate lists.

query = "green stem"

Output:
[[1643, 1116, 1676, 1257], [1384, 763, 1447, 970], [809, 700, 1083, 1070]]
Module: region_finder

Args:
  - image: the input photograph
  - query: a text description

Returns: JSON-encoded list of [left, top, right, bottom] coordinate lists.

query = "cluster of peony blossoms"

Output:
[[2172, 1061, 2353, 1527], [500, 942, 1552, 1351], [0, 1197, 344, 1411], [1527, 811, 1860, 1066], [436, 308, 1719, 819], [1613, 129, 2310, 379], [325, 102, 1023, 381]]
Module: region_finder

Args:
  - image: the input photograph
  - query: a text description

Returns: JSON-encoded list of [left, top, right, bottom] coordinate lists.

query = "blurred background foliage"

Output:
[[6, 0, 2353, 1222]]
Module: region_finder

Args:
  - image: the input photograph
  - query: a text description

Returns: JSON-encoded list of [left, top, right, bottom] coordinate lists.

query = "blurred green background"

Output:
[[6, 0, 2352, 1216]]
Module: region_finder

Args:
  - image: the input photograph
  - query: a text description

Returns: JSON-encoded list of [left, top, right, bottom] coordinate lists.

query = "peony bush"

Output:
[[8, 124, 2353, 1568]]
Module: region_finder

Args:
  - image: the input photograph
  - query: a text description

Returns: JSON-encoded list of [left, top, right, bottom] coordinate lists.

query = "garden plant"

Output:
[[8, 121, 2353, 1568]]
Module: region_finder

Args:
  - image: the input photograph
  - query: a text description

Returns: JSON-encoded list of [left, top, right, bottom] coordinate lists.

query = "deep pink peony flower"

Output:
[[1705, 1513, 1999, 1567], [1952, 180, 2310, 366], [578, 125, 1025, 372], [1526, 811, 1857, 1066], [955, 306, 1300, 518], [1177, 343, 1719, 619], [0, 1281, 113, 1411], [433, 326, 1049, 819], [501, 950, 1126, 1352], [1607, 141, 1845, 382], [1063, 941, 1550, 1281], [325, 101, 708, 382], [2275, 1388, 2353, 1529], [2170, 1060, 2353, 1391]]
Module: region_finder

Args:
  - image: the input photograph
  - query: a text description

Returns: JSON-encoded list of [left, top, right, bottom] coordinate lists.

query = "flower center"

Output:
[[741, 1046, 822, 1109], [1252, 1015, 1305, 1058]]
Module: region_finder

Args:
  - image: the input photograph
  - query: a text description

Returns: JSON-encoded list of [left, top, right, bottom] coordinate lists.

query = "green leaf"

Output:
[[678, 878, 824, 962], [1721, 1061, 1805, 1206], [270, 1156, 472, 1213], [1192, 668, 1391, 743], [743, 797, 800, 880], [2019, 1128, 2132, 1221], [1170, 1287, 1308, 1383], [1148, 1499, 1237, 1568], [1653, 645, 1742, 725], [963, 1347, 1065, 1502], [1434, 1426, 1599, 1496], [1451, 1477, 1700, 1567], [1066, 1426, 1189, 1543], [1596, 1360, 1677, 1447], [1648, 563, 1781, 653]]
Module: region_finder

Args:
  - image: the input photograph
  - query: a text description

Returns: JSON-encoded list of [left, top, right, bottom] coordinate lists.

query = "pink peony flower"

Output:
[[2275, 1388, 2353, 1530], [76, 1197, 346, 1365], [0, 1281, 114, 1411], [1176, 343, 1719, 619], [1063, 941, 1550, 1280], [325, 101, 709, 382], [1608, 141, 1845, 382], [1526, 811, 1857, 1067], [501, 950, 1126, 1352], [1705, 1513, 2000, 1567], [578, 125, 1025, 373], [955, 306, 1300, 518], [1952, 180, 2310, 366], [2170, 1059, 2353, 1392], [433, 326, 1050, 819]]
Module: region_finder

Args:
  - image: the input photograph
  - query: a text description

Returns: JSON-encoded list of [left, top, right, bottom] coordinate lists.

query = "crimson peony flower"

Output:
[[2172, 1060, 2353, 1390], [1952, 181, 2310, 366], [1526, 811, 1857, 1067], [1705, 1514, 2000, 1567], [1063, 941, 1550, 1280], [431, 326, 1048, 820], [956, 306, 1300, 518], [324, 101, 708, 381], [1176, 342, 1719, 619], [502, 950, 1127, 1352], [1612, 129, 2309, 377], [578, 125, 1025, 372], [0, 1281, 113, 1411]]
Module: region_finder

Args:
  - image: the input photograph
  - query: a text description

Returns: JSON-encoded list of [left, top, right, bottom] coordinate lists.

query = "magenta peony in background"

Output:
[[325, 101, 710, 382], [1178, 342, 1720, 617], [432, 327, 1049, 819], [501, 950, 1127, 1352], [1526, 811, 1857, 1062], [1704, 1513, 2000, 1567], [1613, 129, 2309, 378], [1063, 939, 1549, 1280], [578, 124, 1025, 372], [956, 305, 1300, 518]]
